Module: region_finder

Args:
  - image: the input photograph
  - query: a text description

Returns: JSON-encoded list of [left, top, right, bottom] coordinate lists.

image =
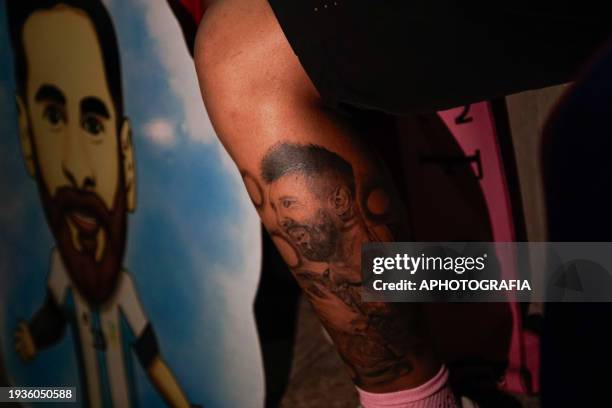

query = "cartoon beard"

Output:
[[38, 176, 127, 305], [283, 209, 340, 262]]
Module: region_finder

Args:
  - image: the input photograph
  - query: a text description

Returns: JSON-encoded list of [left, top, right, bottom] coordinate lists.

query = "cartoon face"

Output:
[[268, 173, 341, 262], [17, 5, 135, 304], [23, 6, 120, 211]]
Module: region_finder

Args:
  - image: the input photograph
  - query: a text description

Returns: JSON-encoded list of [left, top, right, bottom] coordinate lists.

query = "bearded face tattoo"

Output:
[[280, 208, 340, 262], [256, 142, 427, 388]]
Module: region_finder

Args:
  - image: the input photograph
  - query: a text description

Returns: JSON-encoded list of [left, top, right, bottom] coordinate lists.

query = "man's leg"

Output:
[[195, 0, 449, 402]]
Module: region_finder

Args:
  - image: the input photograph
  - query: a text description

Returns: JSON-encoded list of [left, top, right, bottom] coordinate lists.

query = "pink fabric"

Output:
[[438, 102, 541, 394], [357, 366, 457, 408]]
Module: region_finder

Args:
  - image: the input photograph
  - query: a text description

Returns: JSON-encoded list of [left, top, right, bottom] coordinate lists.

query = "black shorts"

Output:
[[268, 1, 611, 114]]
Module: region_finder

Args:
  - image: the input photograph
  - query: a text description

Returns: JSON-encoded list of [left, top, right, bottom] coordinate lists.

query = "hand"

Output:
[[14, 322, 36, 362]]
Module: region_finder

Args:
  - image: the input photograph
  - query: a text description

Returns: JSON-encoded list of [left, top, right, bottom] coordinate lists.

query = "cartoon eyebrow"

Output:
[[81, 97, 110, 119], [35, 84, 65, 104]]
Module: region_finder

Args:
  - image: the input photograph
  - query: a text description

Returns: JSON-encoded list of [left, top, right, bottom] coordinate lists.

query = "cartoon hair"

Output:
[[6, 0, 124, 120]]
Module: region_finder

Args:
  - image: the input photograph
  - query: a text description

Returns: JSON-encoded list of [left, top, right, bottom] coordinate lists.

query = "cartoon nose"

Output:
[[62, 127, 95, 190], [62, 164, 96, 190]]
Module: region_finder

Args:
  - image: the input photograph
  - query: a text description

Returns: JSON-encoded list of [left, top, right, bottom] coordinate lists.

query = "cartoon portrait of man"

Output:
[[7, 1, 193, 406]]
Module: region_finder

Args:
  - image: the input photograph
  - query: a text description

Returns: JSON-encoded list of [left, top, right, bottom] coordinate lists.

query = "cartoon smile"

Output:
[[69, 210, 100, 235], [65, 209, 106, 261]]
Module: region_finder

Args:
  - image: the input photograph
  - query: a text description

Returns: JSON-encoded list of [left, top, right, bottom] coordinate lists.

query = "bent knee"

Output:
[[194, 0, 318, 126], [194, 0, 265, 97]]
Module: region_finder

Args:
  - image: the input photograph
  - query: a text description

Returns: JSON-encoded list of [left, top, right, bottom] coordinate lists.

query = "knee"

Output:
[[195, 0, 254, 103], [194, 0, 318, 130]]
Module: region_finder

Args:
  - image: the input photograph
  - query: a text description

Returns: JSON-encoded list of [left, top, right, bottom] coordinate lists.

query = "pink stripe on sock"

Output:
[[357, 365, 458, 408]]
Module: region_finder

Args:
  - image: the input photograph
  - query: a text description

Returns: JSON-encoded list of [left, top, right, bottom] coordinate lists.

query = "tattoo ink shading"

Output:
[[241, 170, 264, 209], [269, 231, 302, 269], [257, 142, 422, 387]]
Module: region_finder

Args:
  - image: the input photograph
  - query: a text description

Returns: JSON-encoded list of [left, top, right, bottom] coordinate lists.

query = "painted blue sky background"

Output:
[[0, 1, 263, 407]]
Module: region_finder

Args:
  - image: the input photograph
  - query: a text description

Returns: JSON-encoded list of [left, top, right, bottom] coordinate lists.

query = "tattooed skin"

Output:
[[245, 142, 426, 388]]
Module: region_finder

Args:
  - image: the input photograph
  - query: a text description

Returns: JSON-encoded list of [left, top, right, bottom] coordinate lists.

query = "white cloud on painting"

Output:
[[98, 1, 265, 406], [135, 0, 217, 146], [119, 0, 246, 184], [128, 0, 262, 276], [143, 118, 176, 147]]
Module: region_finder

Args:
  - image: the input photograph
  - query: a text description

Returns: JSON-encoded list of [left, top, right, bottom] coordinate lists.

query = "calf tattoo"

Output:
[[243, 142, 425, 387]]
